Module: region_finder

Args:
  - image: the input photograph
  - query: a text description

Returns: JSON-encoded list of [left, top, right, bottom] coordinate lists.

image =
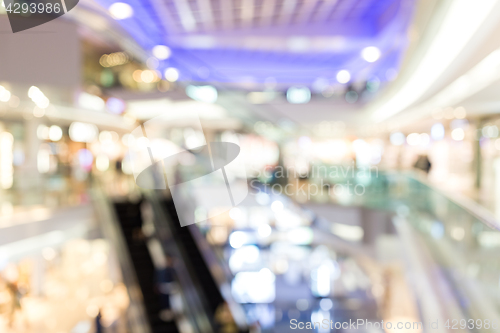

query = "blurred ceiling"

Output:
[[380, 0, 500, 130], [72, 0, 500, 132], [87, 0, 416, 87]]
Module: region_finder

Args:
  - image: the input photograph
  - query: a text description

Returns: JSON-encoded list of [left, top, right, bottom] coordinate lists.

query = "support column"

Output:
[[17, 117, 42, 191]]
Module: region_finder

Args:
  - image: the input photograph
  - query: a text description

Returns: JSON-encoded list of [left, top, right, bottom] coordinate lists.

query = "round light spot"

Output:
[[271, 200, 284, 213], [319, 298, 333, 311], [390, 132, 405, 146], [406, 133, 421, 146], [152, 45, 171, 60], [451, 128, 465, 141], [336, 70, 351, 84], [109, 2, 133, 20], [257, 224, 272, 238], [42, 247, 56, 261], [296, 299, 309, 311], [361, 46, 381, 62], [48, 125, 63, 141], [164, 67, 179, 82]]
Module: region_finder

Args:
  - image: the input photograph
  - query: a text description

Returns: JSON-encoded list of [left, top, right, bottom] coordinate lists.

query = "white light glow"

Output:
[[229, 207, 244, 221], [319, 298, 333, 311], [37, 146, 50, 174], [286, 86, 311, 104], [122, 134, 135, 147], [28, 86, 50, 109], [390, 132, 405, 146], [164, 67, 179, 82], [420, 133, 430, 146], [431, 123, 445, 141], [99, 131, 113, 144], [228, 245, 260, 272], [454, 107, 467, 119], [183, 128, 204, 149], [255, 192, 270, 205], [406, 133, 421, 146], [37, 125, 50, 140], [231, 268, 276, 303], [0, 132, 14, 189], [69, 122, 99, 143], [336, 70, 351, 84], [361, 46, 381, 62], [49, 125, 63, 142], [186, 85, 217, 103], [229, 231, 250, 249], [122, 155, 133, 174], [152, 45, 171, 60], [483, 125, 499, 138], [257, 224, 272, 238], [79, 93, 105, 111], [0, 86, 11, 102], [316, 264, 331, 297], [96, 154, 110, 171], [109, 2, 133, 20], [142, 70, 158, 83], [42, 247, 57, 261], [330, 223, 363, 241], [296, 299, 309, 311], [271, 200, 284, 213], [478, 231, 500, 248], [287, 227, 313, 245], [451, 128, 465, 141]]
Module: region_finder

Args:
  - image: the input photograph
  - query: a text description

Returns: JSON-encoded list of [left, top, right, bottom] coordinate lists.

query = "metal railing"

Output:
[[144, 190, 217, 333], [90, 185, 153, 333]]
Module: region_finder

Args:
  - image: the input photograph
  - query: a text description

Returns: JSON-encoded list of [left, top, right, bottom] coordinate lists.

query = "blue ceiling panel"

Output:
[[95, 0, 416, 88]]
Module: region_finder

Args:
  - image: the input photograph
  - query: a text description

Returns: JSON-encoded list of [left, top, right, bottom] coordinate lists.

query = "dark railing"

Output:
[[144, 190, 218, 333], [90, 186, 153, 333]]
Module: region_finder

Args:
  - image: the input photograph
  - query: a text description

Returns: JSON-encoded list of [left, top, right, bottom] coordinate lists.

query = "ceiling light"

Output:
[[109, 2, 133, 20], [152, 45, 171, 60], [164, 67, 179, 82], [336, 70, 350, 84], [361, 46, 381, 62]]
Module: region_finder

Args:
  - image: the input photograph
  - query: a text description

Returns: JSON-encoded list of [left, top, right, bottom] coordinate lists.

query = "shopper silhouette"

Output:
[[414, 155, 432, 174], [95, 310, 103, 333]]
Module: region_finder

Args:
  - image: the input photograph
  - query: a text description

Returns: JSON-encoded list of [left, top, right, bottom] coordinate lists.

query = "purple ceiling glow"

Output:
[[97, 0, 416, 88]]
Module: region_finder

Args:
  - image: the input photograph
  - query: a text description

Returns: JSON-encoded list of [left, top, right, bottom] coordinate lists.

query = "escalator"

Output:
[[161, 199, 225, 321], [113, 201, 179, 333]]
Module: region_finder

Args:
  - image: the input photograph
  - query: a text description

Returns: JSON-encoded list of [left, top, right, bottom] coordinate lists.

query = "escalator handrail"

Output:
[[90, 186, 153, 333], [400, 171, 500, 231], [144, 190, 217, 333], [314, 166, 500, 231], [187, 223, 249, 330], [148, 188, 249, 331]]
